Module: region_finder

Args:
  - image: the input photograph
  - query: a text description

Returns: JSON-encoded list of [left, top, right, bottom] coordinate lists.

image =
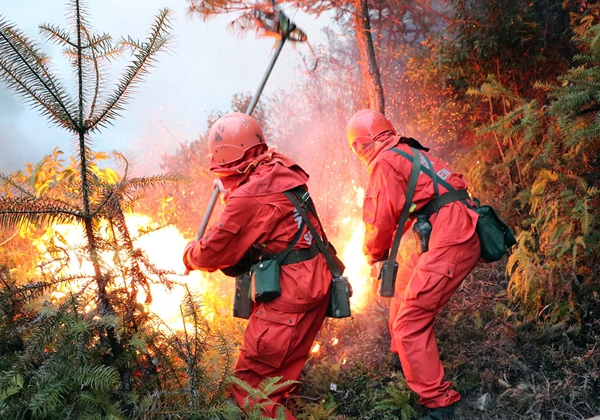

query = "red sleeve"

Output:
[[362, 157, 412, 264], [183, 196, 280, 271]]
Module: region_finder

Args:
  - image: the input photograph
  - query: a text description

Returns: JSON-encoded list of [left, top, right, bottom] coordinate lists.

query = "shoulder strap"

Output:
[[284, 189, 342, 278], [389, 147, 476, 211], [386, 147, 421, 266], [274, 220, 304, 264], [421, 152, 439, 199]]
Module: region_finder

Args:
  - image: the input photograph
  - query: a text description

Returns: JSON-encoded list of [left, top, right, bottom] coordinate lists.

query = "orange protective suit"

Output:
[[362, 135, 480, 409], [183, 148, 331, 419]]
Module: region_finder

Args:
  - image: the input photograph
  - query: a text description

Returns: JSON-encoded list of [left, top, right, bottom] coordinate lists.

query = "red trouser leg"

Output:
[[391, 232, 479, 408], [232, 298, 329, 419], [389, 252, 419, 354]]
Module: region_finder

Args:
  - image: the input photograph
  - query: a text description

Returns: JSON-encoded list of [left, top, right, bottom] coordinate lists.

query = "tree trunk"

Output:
[[353, 0, 385, 113]]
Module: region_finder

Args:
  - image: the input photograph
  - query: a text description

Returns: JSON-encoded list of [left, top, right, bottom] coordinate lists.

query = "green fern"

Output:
[[228, 375, 300, 420]]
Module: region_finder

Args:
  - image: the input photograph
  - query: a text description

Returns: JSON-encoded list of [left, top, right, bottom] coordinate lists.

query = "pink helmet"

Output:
[[208, 113, 265, 165], [346, 109, 396, 154]]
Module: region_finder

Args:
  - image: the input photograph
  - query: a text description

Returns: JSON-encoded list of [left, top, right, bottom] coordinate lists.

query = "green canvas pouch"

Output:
[[251, 258, 282, 303], [475, 205, 517, 263], [250, 217, 305, 304], [326, 275, 352, 318]]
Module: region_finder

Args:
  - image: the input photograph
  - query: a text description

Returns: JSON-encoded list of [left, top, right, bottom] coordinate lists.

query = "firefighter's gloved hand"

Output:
[[370, 260, 384, 279], [213, 178, 227, 194], [183, 240, 198, 271]]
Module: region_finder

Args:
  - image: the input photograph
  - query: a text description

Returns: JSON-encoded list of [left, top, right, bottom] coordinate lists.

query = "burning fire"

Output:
[[310, 336, 341, 354], [339, 219, 371, 311], [335, 186, 372, 312], [33, 213, 207, 329], [33, 186, 375, 333]]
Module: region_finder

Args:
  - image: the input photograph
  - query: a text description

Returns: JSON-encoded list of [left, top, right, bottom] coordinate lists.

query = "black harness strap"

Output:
[[262, 242, 320, 265], [284, 188, 343, 278], [389, 147, 475, 215], [418, 189, 471, 219], [386, 147, 421, 266], [261, 186, 329, 266]]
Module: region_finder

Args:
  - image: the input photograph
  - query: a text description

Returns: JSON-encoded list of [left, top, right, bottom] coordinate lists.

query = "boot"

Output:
[[418, 403, 455, 420]]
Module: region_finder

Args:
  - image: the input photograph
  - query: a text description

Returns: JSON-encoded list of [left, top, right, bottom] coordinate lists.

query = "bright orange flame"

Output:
[[334, 186, 372, 312], [311, 342, 320, 354], [32, 184, 387, 334], [330, 337, 338, 346], [340, 219, 371, 311], [124, 215, 210, 328], [33, 213, 208, 330]]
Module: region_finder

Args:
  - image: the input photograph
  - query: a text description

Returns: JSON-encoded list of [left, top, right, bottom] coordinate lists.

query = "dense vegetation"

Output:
[[1, 0, 599, 419]]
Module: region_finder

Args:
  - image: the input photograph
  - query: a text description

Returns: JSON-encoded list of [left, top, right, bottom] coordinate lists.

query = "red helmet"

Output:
[[346, 109, 395, 154], [208, 113, 265, 165]]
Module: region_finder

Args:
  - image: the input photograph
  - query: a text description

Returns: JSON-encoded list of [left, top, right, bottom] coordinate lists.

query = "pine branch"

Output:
[[0, 18, 78, 131], [0, 173, 36, 198], [90, 171, 184, 219], [88, 8, 173, 131], [39, 22, 76, 47], [0, 196, 83, 230], [82, 27, 104, 123]]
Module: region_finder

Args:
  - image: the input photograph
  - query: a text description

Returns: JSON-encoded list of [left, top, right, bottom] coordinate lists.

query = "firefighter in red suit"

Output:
[[346, 109, 480, 420], [183, 113, 331, 419]]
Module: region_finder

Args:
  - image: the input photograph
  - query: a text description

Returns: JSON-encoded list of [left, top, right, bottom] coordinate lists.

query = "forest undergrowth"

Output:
[[296, 261, 600, 420]]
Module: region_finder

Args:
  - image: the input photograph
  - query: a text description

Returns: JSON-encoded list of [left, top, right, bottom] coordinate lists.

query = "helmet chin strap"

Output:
[[236, 160, 259, 174]]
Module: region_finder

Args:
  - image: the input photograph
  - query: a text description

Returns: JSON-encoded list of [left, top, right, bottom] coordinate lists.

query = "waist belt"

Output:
[[262, 241, 321, 265], [418, 189, 470, 219]]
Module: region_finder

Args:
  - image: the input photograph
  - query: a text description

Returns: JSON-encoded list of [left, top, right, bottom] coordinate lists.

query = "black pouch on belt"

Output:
[[233, 273, 252, 319], [327, 275, 352, 318], [412, 213, 432, 254], [378, 261, 398, 297]]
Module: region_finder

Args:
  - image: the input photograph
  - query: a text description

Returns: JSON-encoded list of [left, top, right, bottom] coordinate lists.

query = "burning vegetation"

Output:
[[1, 1, 600, 419]]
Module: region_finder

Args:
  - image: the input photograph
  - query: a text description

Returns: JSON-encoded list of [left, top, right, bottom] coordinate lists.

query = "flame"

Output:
[[33, 213, 207, 330], [32, 185, 379, 334], [124, 215, 209, 327], [339, 219, 371, 311], [334, 186, 372, 312], [311, 342, 320, 354]]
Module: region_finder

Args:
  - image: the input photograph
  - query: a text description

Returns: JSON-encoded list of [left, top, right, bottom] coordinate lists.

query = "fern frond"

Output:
[[257, 376, 300, 396], [73, 365, 120, 391]]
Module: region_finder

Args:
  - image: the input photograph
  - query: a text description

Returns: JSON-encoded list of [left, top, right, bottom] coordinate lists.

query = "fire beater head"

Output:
[[346, 109, 396, 158], [208, 113, 266, 166]]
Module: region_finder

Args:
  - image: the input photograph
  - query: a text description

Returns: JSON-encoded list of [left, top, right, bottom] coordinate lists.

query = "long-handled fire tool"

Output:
[[185, 3, 307, 275]]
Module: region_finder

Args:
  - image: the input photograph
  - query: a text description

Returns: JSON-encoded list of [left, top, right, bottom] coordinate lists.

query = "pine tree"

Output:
[[0, 1, 190, 416]]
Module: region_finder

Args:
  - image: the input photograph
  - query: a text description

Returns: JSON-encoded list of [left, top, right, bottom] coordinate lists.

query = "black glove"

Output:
[[220, 246, 261, 277]]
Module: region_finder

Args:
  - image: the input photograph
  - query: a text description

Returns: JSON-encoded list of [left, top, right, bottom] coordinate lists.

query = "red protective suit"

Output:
[[183, 148, 331, 419], [362, 135, 480, 409]]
